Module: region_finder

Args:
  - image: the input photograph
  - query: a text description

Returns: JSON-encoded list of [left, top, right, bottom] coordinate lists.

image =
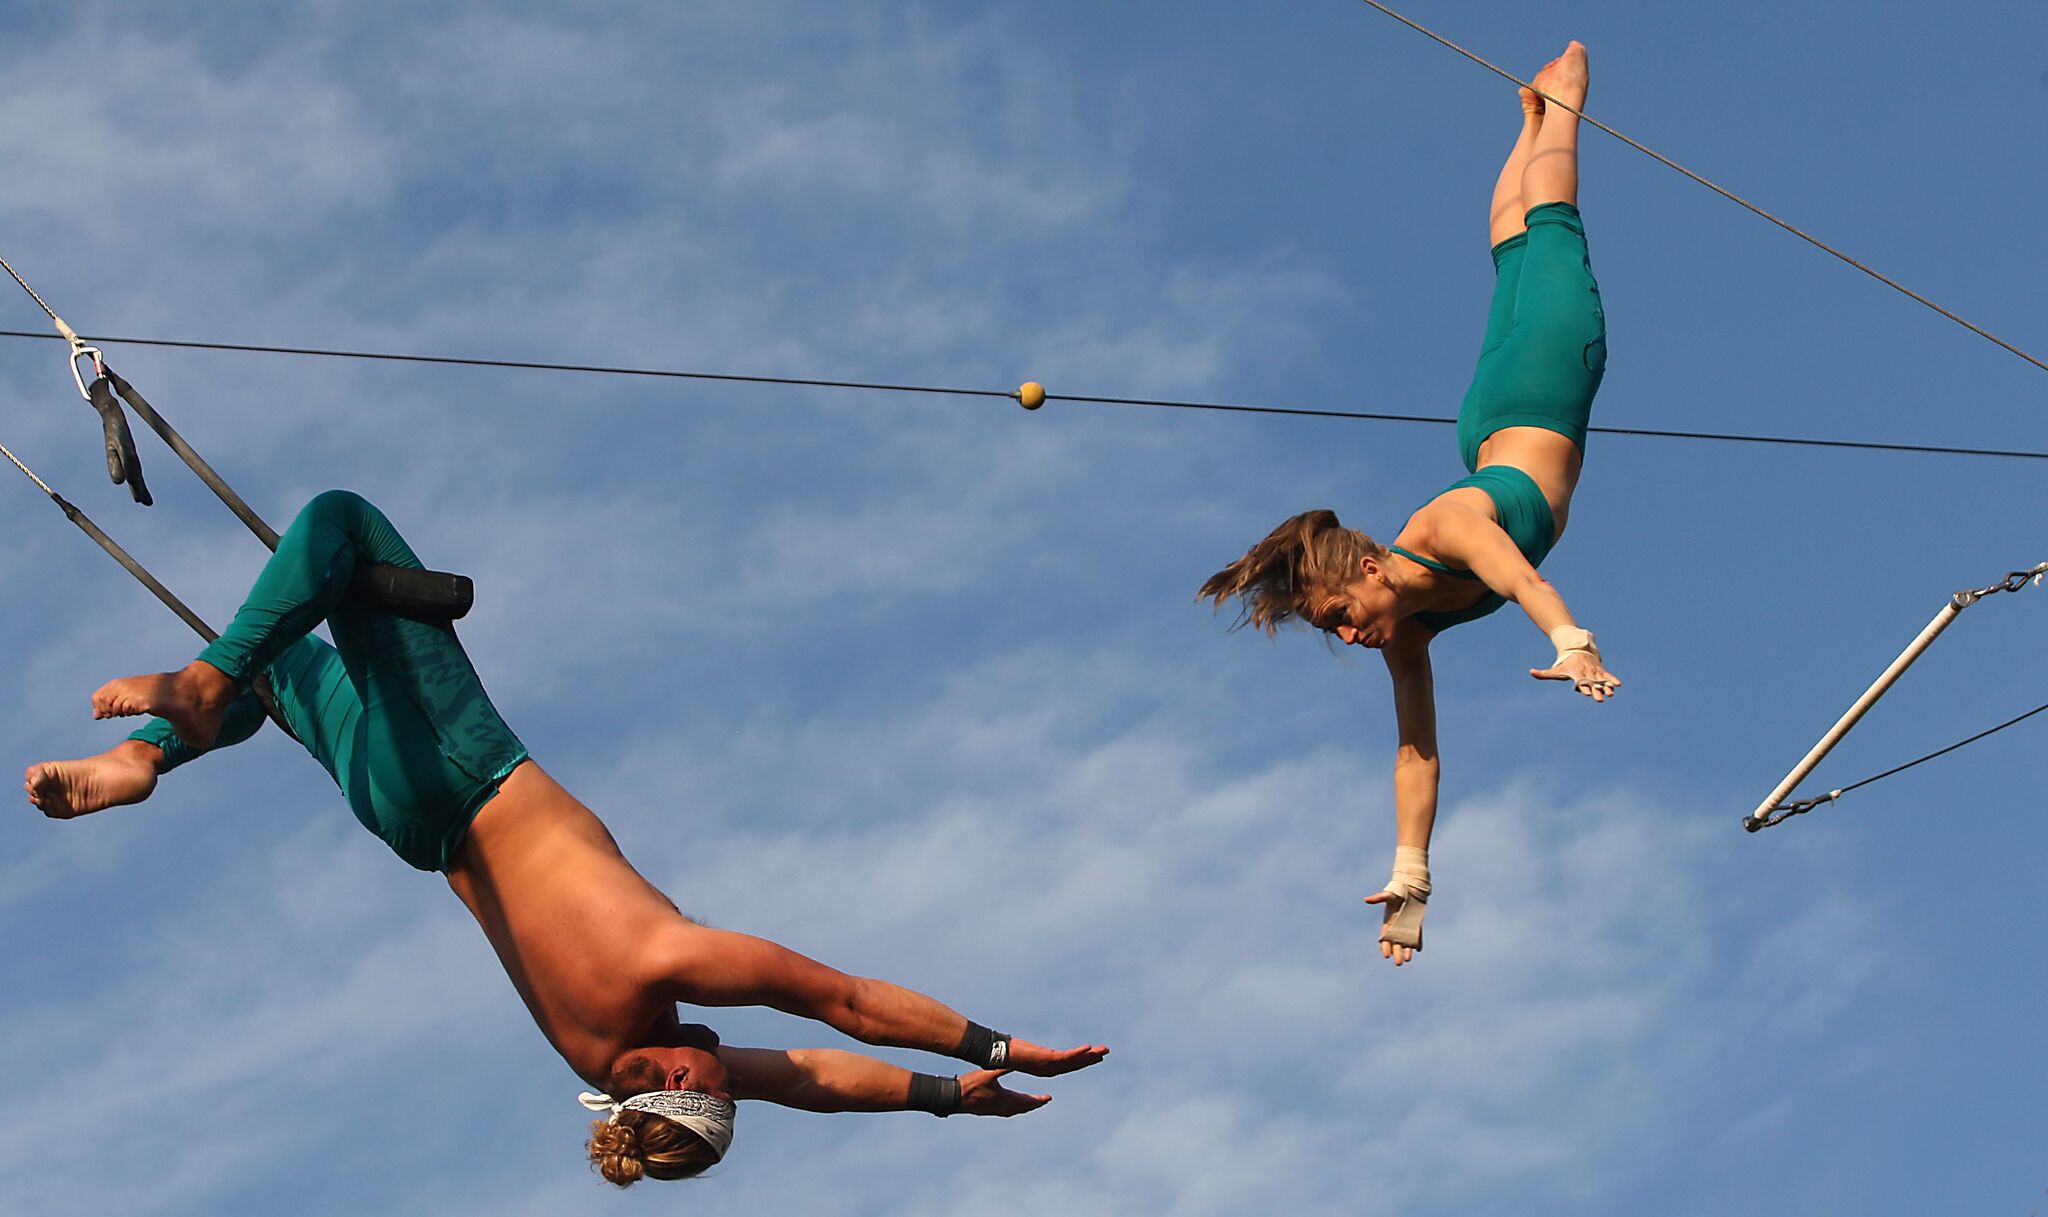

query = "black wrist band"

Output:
[[907, 1072, 962, 1117], [953, 1021, 1012, 1068]]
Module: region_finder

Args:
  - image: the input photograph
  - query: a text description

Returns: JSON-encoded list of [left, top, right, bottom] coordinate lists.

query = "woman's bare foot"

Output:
[[91, 661, 237, 748], [26, 742, 162, 819], [1519, 85, 1545, 123], [1530, 40, 1588, 113]]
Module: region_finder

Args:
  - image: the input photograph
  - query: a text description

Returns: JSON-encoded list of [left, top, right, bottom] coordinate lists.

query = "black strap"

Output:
[[99, 365, 472, 620], [953, 1022, 1012, 1069], [40, 488, 297, 742], [906, 1073, 962, 1117]]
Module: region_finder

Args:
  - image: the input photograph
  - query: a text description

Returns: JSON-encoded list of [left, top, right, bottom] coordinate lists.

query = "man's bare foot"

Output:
[[1530, 40, 1589, 113], [25, 743, 161, 819], [91, 661, 237, 748], [1520, 85, 1545, 123]]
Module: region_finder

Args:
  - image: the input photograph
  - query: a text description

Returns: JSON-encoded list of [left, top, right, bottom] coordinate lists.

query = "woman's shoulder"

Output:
[[1398, 485, 1499, 550]]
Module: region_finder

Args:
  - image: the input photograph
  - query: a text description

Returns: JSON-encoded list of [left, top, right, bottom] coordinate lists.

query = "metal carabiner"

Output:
[[69, 340, 106, 403]]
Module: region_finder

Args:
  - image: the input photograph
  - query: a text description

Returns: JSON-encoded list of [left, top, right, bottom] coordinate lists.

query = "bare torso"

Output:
[[1472, 426, 1582, 529], [443, 760, 687, 1087]]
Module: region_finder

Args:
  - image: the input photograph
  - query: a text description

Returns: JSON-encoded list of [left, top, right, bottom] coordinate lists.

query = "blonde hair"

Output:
[[586, 1112, 718, 1187], [1197, 509, 1388, 634]]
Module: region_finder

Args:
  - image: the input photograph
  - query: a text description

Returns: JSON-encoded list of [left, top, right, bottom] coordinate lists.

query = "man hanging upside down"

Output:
[[1199, 42, 1617, 965], [26, 489, 1107, 1185]]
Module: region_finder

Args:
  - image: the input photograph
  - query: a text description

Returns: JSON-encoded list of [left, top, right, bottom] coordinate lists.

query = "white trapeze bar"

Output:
[[1746, 561, 2047, 831]]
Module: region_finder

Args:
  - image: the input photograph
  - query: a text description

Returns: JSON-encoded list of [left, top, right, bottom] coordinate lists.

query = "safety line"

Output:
[[1752, 700, 2048, 829], [1824, 701, 2048, 801], [0, 328, 1004, 400], [2, 329, 2041, 462], [0, 255, 63, 327], [1352, 0, 2048, 376]]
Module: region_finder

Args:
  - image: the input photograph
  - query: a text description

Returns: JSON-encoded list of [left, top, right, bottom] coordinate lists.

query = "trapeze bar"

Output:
[[1744, 599, 1965, 831]]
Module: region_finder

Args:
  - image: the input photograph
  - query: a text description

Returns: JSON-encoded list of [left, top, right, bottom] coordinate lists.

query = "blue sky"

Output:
[[2, 2, 2043, 1213]]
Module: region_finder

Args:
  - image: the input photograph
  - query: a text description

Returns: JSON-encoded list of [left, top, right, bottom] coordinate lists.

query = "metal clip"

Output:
[[69, 342, 105, 402], [1996, 566, 2043, 594], [52, 312, 104, 402], [1955, 562, 2048, 604]]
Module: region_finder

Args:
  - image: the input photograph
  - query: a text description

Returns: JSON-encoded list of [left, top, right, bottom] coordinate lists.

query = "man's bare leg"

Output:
[[91, 661, 237, 748], [1522, 41, 1587, 211], [25, 740, 163, 819]]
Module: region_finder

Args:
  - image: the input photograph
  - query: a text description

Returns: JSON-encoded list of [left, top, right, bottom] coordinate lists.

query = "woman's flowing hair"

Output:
[[1197, 509, 1386, 634]]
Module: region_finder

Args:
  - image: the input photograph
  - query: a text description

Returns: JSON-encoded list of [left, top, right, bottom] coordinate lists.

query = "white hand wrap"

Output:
[[1381, 845, 1431, 901], [1547, 625, 1598, 666], [1378, 845, 1430, 950]]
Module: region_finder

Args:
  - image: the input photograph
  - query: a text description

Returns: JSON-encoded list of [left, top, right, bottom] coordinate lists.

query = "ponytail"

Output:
[[1197, 509, 1386, 634]]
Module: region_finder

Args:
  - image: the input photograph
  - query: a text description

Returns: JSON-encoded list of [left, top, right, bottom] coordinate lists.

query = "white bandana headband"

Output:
[[579, 1090, 737, 1163]]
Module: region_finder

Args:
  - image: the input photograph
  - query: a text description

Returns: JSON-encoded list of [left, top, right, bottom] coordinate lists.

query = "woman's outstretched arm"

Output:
[[1372, 630, 1438, 965], [648, 923, 1108, 1076], [719, 1046, 1053, 1117], [1426, 507, 1621, 701]]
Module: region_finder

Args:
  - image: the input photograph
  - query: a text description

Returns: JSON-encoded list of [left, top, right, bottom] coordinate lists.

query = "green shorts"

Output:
[[1455, 202, 1607, 471]]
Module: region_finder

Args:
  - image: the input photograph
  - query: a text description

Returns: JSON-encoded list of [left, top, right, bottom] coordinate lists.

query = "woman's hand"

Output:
[[1364, 890, 1424, 965], [959, 1070, 1053, 1116], [1530, 649, 1621, 701]]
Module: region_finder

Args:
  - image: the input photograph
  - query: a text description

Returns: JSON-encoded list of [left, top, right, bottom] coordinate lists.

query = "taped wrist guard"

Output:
[[1382, 844, 1431, 901], [907, 1072, 963, 1117], [1379, 845, 1430, 950], [1547, 625, 1598, 666], [954, 1021, 1012, 1068]]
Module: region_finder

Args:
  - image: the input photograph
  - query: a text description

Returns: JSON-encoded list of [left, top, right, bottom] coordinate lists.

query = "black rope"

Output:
[[1351, 0, 2048, 376], [0, 328, 1005, 400], [3, 329, 2041, 462], [1762, 700, 2048, 827], [1833, 701, 2048, 797], [1058, 391, 2048, 461]]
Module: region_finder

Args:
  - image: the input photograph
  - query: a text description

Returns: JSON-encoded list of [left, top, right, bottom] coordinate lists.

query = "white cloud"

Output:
[[2, 4, 2016, 1216]]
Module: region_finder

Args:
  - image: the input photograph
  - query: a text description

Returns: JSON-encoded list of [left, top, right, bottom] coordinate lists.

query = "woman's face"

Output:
[[1307, 566, 1398, 648]]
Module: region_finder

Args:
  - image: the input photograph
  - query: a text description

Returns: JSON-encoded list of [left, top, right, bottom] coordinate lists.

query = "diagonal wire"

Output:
[[0, 255, 64, 326], [1830, 700, 2048, 798], [1758, 700, 2048, 827], [1, 328, 2043, 461], [1352, 0, 2048, 375]]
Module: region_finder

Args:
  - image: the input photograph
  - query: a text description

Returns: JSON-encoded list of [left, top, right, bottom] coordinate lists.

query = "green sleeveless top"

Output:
[[1389, 465, 1556, 633]]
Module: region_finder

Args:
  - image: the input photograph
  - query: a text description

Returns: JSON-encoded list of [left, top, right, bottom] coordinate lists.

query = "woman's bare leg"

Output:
[[25, 740, 163, 819], [1489, 86, 1548, 245], [1522, 41, 1587, 211]]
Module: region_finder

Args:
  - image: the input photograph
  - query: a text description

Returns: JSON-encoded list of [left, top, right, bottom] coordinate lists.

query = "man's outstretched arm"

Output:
[[718, 1045, 1053, 1116], [649, 924, 1108, 1076]]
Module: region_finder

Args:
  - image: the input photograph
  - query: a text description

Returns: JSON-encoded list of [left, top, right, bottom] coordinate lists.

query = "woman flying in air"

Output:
[[1200, 42, 1618, 966]]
